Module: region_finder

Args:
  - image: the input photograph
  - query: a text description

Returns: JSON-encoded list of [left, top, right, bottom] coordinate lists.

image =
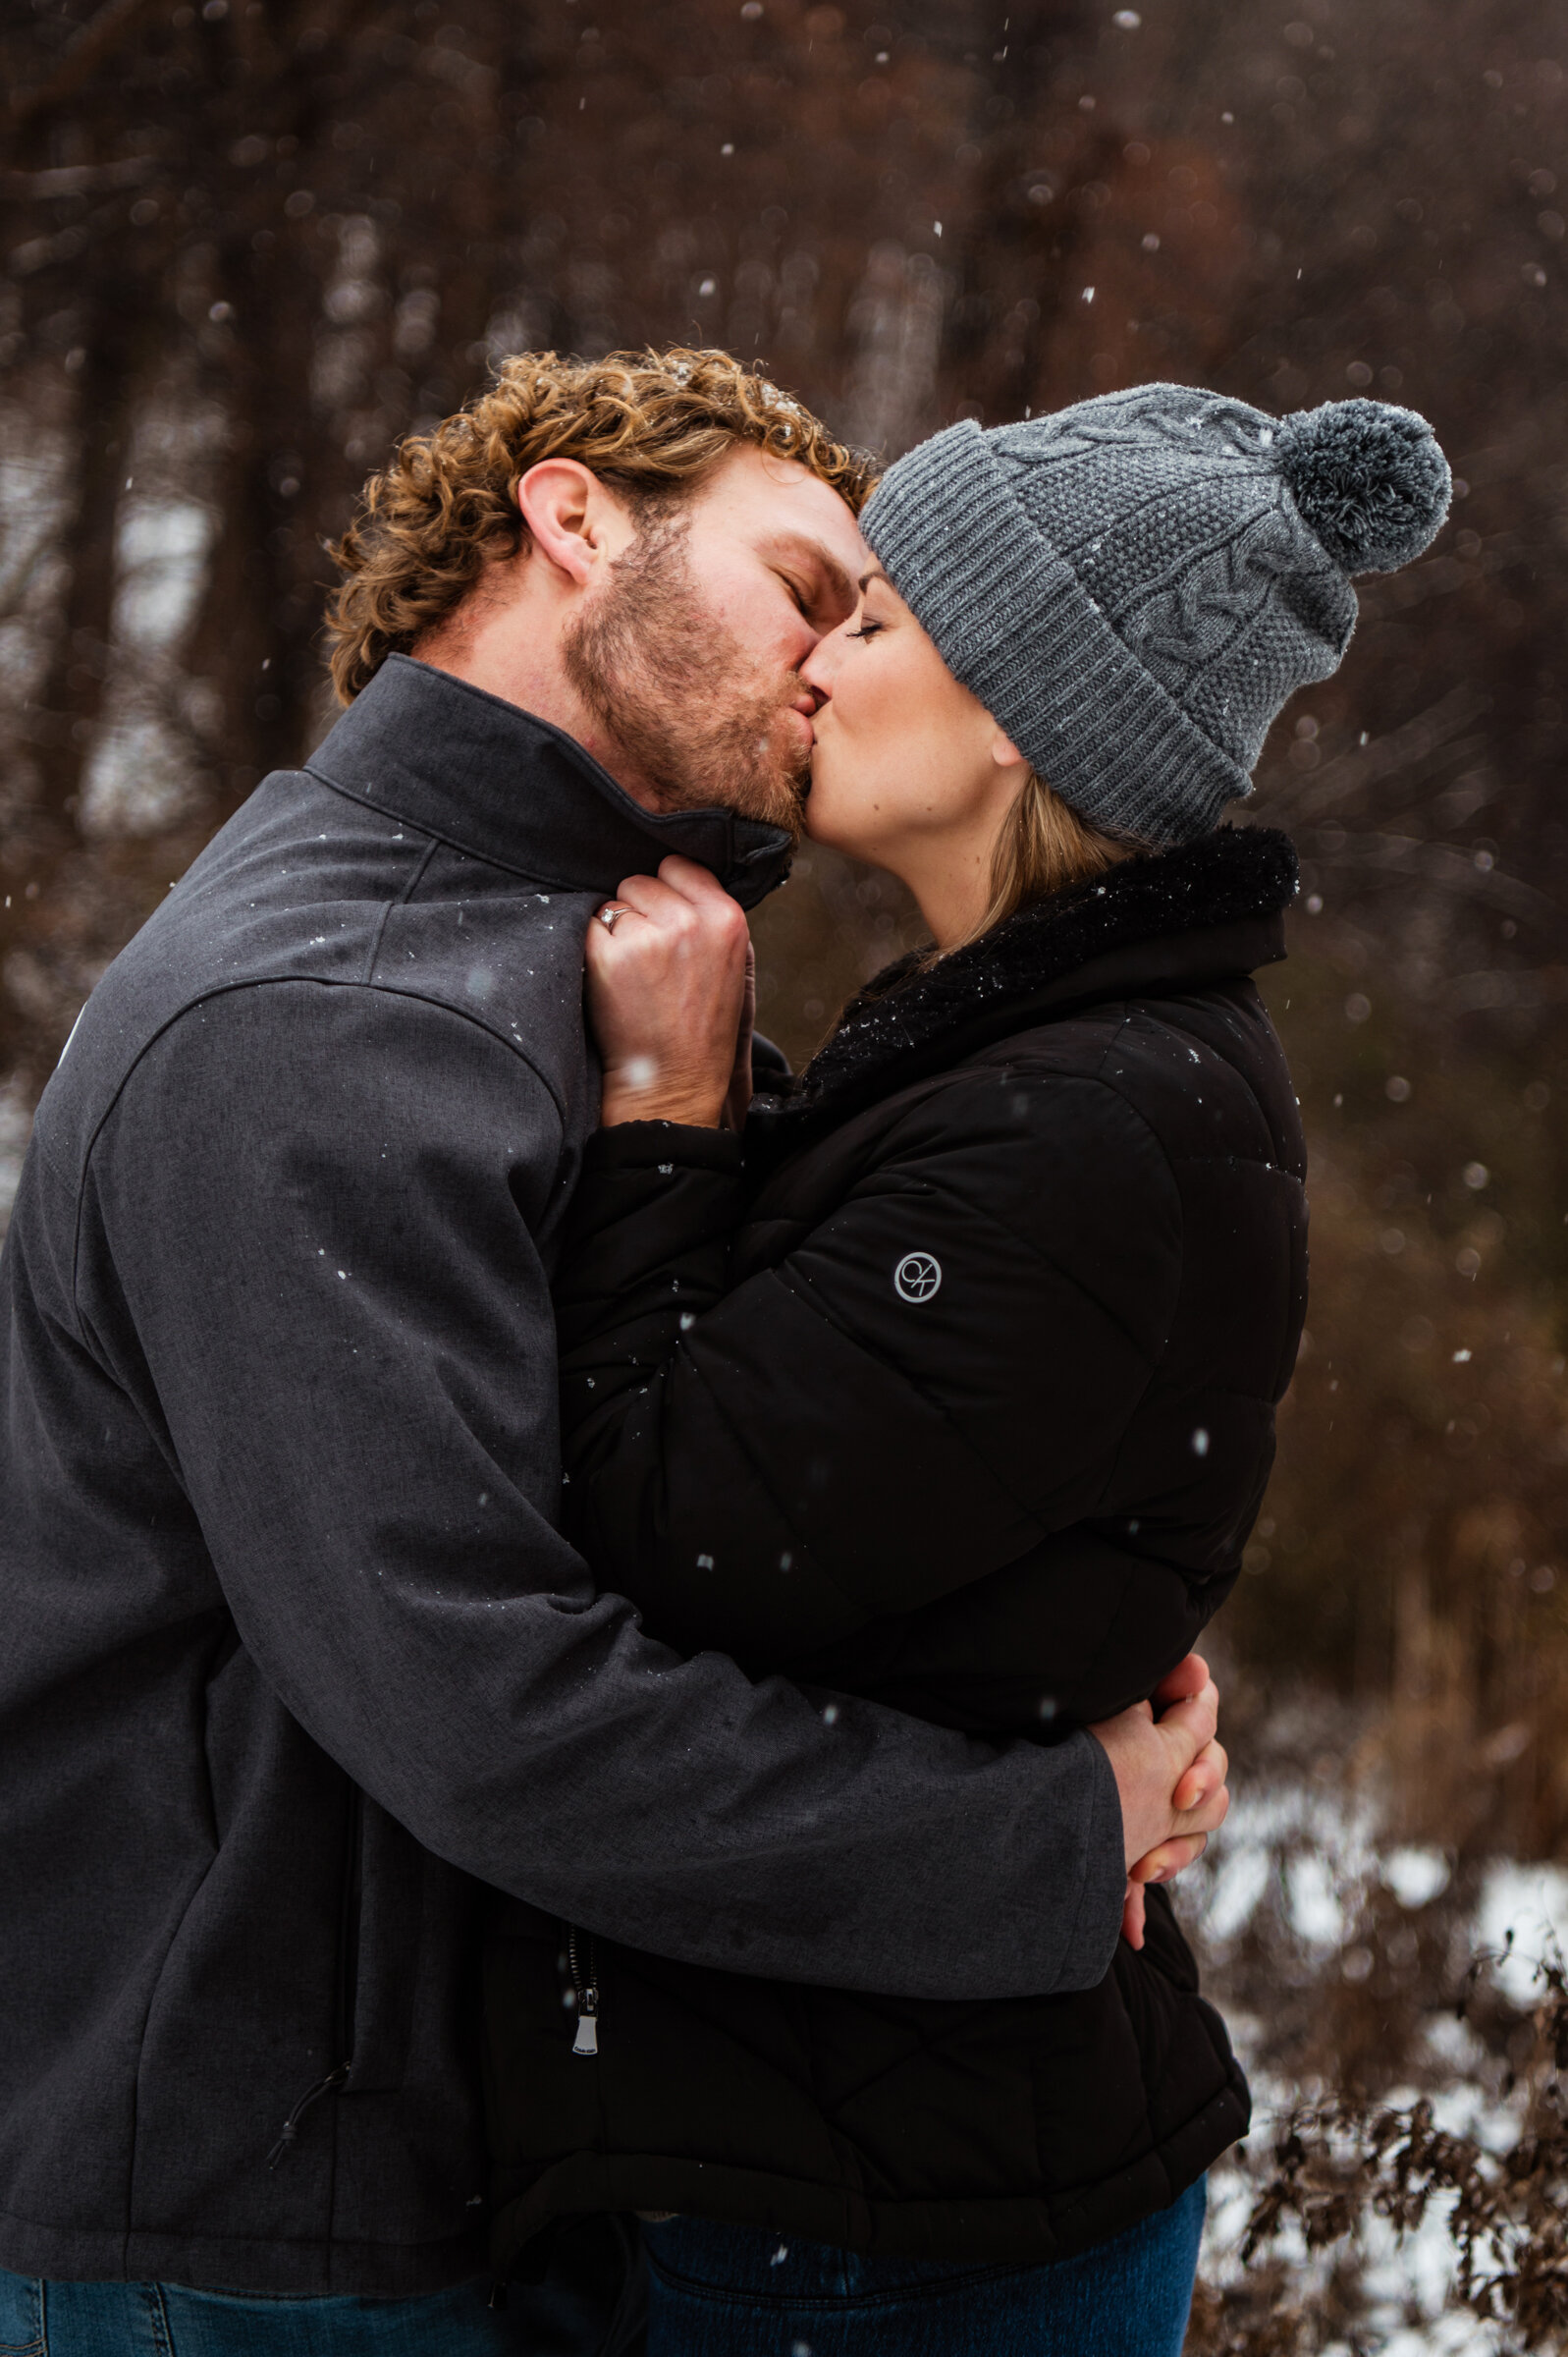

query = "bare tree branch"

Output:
[[1305, 831, 1567, 935], [0, 157, 160, 201], [1264, 685, 1495, 831]]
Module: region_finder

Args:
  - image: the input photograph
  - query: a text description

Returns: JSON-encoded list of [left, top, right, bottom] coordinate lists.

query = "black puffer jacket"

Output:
[[484, 825, 1307, 2275]]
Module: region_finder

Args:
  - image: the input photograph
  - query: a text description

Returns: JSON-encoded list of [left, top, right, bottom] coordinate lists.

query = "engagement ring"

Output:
[[594, 903, 631, 933]]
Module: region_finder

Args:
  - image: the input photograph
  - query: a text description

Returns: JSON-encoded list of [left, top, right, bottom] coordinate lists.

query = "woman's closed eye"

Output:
[[846, 619, 887, 641]]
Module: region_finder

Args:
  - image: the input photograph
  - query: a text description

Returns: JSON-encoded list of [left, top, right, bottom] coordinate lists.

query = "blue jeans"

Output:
[[642, 2176, 1207, 2357], [0, 2231, 640, 2357]]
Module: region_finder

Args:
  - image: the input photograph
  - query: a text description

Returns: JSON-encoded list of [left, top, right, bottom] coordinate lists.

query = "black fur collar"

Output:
[[753, 825, 1297, 1144]]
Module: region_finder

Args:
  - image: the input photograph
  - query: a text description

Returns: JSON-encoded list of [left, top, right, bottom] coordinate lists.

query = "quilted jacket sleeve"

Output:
[[557, 1067, 1185, 1669]]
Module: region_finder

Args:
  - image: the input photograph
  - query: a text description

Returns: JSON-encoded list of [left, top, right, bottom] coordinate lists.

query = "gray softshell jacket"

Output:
[[0, 656, 1124, 2298]]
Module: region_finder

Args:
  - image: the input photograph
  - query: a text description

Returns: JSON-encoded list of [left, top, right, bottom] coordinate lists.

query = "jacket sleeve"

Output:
[[557, 1068, 1186, 1670], [76, 981, 1126, 2001]]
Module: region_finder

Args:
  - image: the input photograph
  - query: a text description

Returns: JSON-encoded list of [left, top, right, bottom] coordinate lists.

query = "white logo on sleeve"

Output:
[[893, 1251, 943, 1303]]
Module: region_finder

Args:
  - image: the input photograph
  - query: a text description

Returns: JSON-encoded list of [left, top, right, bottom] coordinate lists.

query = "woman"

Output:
[[484, 385, 1450, 2352]]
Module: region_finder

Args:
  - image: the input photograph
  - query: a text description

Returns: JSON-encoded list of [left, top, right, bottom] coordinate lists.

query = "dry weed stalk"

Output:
[[1191, 1946, 1568, 2354]]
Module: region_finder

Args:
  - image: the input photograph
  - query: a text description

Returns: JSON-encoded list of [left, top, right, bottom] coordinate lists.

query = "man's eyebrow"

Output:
[[764, 533, 857, 612]]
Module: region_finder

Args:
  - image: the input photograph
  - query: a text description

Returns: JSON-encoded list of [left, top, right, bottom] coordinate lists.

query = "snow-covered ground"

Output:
[[1188, 1780, 1568, 2350]]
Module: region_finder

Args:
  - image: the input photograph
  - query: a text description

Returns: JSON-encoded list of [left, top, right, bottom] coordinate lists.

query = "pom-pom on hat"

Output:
[[860, 383, 1451, 846], [1272, 398, 1452, 575]]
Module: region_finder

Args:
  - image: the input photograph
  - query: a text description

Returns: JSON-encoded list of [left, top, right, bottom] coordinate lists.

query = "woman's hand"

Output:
[[1087, 1653, 1231, 1950], [585, 855, 753, 1129]]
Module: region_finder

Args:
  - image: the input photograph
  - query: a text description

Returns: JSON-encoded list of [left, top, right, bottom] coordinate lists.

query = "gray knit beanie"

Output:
[[859, 383, 1451, 846]]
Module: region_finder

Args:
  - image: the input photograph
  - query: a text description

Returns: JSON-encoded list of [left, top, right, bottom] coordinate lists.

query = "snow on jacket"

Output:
[[484, 823, 1306, 2272]]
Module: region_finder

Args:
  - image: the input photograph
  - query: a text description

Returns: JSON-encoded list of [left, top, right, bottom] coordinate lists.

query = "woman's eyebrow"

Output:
[[857, 567, 891, 591]]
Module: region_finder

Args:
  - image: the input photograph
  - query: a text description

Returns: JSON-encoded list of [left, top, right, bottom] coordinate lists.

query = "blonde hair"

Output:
[[324, 347, 878, 703], [951, 771, 1143, 952]]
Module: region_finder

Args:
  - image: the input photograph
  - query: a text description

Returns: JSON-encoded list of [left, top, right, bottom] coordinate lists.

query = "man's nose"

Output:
[[789, 620, 828, 676]]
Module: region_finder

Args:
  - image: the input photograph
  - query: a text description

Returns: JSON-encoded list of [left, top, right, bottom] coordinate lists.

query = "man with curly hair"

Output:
[[326, 348, 873, 833], [0, 349, 1213, 2354]]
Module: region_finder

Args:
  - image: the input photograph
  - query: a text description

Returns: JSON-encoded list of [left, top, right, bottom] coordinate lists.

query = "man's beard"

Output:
[[563, 515, 810, 838]]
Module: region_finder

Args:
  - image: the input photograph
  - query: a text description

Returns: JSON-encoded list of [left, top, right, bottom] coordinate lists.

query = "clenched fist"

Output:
[[585, 855, 754, 1130]]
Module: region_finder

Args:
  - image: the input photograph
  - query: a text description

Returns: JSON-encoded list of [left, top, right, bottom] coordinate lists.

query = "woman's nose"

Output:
[[800, 632, 840, 698]]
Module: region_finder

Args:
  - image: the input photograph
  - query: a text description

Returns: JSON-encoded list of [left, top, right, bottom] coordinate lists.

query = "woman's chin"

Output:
[[801, 804, 848, 851], [801, 758, 877, 858], [800, 777, 846, 852]]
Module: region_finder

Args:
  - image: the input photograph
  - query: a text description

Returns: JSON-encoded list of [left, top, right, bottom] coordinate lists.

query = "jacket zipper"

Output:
[[567, 1926, 600, 2057], [267, 1784, 362, 2166], [491, 1929, 603, 2307]]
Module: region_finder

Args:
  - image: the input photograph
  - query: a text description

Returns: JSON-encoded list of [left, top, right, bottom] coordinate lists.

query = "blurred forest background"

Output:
[[4, 0, 1568, 2339]]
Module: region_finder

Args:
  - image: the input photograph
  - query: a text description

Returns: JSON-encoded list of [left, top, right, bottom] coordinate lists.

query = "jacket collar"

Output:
[[754, 825, 1298, 1144], [304, 654, 796, 911]]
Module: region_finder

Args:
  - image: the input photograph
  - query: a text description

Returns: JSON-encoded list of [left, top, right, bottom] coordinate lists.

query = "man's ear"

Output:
[[516, 459, 629, 588]]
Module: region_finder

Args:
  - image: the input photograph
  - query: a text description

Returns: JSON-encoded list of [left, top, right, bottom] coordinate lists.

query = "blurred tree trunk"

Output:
[[3, 302, 130, 1078]]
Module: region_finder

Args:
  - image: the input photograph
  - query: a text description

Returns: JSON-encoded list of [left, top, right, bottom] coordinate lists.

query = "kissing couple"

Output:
[[0, 347, 1449, 2356]]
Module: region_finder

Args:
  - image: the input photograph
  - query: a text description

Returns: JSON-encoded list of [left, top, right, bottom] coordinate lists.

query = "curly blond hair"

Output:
[[325, 347, 877, 702]]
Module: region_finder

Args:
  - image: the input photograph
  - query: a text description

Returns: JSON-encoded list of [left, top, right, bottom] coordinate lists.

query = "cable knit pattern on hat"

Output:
[[860, 383, 1451, 846]]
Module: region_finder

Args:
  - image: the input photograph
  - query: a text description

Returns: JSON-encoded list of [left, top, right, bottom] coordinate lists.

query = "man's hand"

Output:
[[1087, 1653, 1230, 1951], [585, 856, 751, 1129]]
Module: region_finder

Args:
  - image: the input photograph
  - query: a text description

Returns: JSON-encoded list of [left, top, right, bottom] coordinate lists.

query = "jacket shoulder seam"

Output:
[[362, 836, 441, 980]]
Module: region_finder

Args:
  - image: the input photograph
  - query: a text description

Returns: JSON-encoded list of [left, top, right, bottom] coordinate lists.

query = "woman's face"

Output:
[[799, 569, 1028, 944]]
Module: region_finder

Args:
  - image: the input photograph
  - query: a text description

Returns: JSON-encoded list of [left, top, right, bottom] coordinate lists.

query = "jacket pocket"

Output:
[[339, 1793, 429, 2093], [266, 1781, 453, 2171], [266, 1781, 363, 2165]]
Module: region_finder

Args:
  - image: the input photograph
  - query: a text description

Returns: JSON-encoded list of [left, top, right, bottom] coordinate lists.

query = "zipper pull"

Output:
[[265, 2063, 349, 2168], [567, 1925, 600, 2057]]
